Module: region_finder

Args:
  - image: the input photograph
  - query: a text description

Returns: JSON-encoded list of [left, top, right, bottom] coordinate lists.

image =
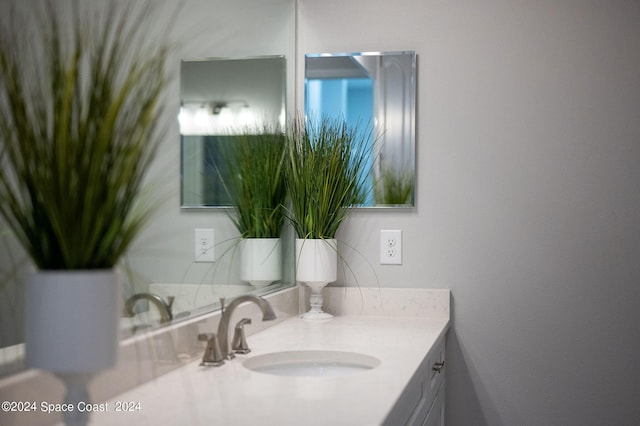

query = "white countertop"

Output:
[[88, 314, 449, 426]]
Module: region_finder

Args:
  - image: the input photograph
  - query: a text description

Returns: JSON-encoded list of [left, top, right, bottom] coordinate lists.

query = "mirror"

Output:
[[180, 56, 287, 207], [305, 51, 416, 207], [0, 0, 296, 378]]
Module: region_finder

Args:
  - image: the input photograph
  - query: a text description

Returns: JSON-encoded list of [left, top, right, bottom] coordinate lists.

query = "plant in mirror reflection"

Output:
[[220, 128, 288, 238], [374, 168, 415, 206], [0, 0, 173, 269]]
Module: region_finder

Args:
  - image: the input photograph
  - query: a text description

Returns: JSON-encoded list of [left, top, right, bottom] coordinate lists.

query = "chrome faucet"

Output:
[[217, 295, 276, 360], [124, 292, 174, 323]]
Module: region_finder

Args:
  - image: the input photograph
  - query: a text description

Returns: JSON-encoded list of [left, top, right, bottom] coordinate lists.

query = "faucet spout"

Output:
[[124, 292, 174, 323], [217, 295, 276, 360]]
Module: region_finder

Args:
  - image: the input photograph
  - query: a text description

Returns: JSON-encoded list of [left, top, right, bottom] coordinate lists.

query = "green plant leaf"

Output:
[[284, 115, 375, 239], [215, 127, 287, 238], [0, 1, 172, 269]]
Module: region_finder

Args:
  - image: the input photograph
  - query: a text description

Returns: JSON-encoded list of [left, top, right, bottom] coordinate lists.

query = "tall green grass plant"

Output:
[[0, 1, 171, 269], [285, 116, 374, 239]]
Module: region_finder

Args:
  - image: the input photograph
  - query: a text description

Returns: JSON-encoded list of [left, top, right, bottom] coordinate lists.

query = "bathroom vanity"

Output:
[[88, 315, 448, 425], [89, 287, 449, 426], [0, 287, 448, 426]]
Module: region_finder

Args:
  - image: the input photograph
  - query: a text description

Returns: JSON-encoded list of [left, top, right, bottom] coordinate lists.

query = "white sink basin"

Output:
[[243, 350, 380, 377]]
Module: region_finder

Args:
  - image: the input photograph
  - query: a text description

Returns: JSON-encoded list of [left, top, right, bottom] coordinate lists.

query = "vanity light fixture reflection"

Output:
[[179, 100, 253, 135]]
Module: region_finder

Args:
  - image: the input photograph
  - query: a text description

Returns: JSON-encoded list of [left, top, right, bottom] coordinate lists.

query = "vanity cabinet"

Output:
[[384, 334, 446, 426]]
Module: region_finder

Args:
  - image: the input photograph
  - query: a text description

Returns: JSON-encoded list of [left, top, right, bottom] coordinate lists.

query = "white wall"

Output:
[[297, 0, 640, 424]]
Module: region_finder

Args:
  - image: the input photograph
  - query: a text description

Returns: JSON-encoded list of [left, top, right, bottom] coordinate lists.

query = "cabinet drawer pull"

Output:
[[432, 361, 445, 373]]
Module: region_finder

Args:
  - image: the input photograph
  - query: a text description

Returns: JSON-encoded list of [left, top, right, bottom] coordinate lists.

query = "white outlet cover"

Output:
[[380, 230, 402, 265], [195, 228, 215, 262]]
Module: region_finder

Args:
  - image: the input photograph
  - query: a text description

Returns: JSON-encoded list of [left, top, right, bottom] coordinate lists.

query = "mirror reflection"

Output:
[[180, 56, 286, 207], [305, 51, 416, 207], [0, 0, 296, 379]]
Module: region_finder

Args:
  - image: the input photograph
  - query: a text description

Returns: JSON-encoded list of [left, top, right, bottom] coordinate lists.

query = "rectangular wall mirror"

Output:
[[180, 55, 286, 207], [305, 51, 416, 207]]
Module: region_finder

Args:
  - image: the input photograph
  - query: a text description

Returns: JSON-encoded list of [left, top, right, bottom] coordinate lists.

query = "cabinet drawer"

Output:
[[422, 382, 445, 426], [383, 334, 446, 426]]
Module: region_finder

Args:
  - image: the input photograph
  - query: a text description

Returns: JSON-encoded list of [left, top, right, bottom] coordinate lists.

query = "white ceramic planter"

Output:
[[295, 239, 337, 320], [240, 238, 281, 288], [26, 269, 120, 372], [25, 269, 120, 426]]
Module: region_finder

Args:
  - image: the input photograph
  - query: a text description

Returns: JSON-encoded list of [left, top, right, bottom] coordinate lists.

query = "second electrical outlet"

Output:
[[380, 229, 402, 265], [195, 228, 215, 262]]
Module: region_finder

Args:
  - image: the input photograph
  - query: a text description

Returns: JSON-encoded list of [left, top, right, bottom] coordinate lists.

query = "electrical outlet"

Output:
[[195, 228, 214, 262], [380, 229, 402, 265]]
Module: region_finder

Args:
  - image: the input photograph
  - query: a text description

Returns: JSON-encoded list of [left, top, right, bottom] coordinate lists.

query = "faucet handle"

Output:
[[231, 318, 252, 354], [198, 333, 225, 367], [165, 296, 175, 322]]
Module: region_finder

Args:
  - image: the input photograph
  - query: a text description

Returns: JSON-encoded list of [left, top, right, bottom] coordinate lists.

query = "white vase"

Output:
[[25, 269, 120, 426], [240, 238, 281, 288], [295, 238, 337, 320]]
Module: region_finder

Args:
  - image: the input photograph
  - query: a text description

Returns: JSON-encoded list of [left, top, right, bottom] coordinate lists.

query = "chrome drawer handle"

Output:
[[432, 361, 445, 373]]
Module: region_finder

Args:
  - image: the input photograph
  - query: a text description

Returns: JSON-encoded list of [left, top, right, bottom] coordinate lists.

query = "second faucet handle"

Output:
[[231, 318, 252, 354], [198, 333, 225, 367]]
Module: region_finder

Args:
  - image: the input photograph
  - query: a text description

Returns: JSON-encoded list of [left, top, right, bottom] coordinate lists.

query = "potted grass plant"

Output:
[[285, 116, 373, 320], [222, 129, 287, 288], [0, 2, 170, 424]]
